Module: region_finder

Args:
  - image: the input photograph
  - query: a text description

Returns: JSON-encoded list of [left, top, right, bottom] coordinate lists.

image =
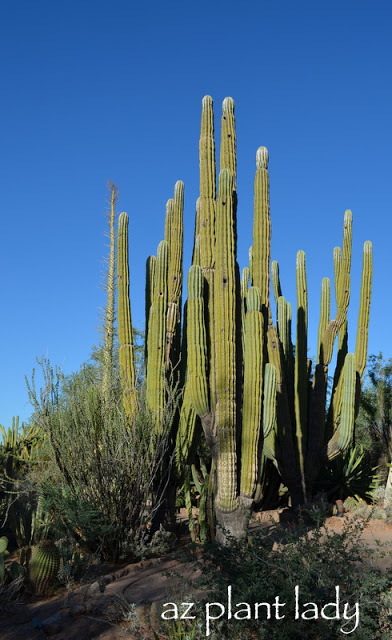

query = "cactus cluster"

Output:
[[116, 96, 372, 541]]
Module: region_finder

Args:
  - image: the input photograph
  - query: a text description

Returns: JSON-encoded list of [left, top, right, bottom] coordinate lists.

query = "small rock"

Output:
[[41, 612, 64, 636]]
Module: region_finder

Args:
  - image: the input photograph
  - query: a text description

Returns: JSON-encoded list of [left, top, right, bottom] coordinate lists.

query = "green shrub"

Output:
[[183, 510, 392, 639], [26, 357, 179, 561]]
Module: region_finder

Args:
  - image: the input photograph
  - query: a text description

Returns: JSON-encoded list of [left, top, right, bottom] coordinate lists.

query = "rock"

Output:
[[41, 612, 65, 635]]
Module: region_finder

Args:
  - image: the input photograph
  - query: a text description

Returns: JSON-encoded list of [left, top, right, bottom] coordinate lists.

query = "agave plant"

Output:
[[314, 444, 381, 501]]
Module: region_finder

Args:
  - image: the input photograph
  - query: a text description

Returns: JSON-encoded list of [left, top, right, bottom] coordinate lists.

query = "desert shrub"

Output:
[[26, 357, 179, 561], [177, 510, 392, 639]]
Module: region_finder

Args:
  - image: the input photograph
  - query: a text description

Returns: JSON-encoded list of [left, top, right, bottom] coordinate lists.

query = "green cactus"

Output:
[[144, 182, 184, 428], [117, 211, 137, 419], [183, 96, 372, 540], [29, 540, 60, 596], [145, 240, 168, 426]]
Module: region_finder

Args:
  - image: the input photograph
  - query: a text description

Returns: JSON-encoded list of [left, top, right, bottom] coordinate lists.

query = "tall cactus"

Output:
[[145, 182, 184, 428], [117, 212, 137, 419], [183, 96, 372, 540]]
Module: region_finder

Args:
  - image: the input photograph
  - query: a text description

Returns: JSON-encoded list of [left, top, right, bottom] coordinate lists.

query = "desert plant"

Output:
[[29, 539, 60, 596], [191, 512, 392, 639], [179, 96, 372, 542], [314, 444, 380, 501], [26, 358, 178, 561]]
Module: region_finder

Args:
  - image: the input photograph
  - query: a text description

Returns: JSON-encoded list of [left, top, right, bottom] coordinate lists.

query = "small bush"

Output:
[[180, 509, 392, 639]]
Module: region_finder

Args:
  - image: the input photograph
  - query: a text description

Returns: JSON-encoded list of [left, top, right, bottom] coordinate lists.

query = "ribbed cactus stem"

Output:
[[145, 255, 156, 366], [200, 96, 216, 200], [241, 267, 250, 355], [272, 260, 282, 305], [252, 147, 271, 310], [327, 353, 356, 460], [220, 98, 236, 185], [165, 181, 184, 368], [29, 540, 60, 596], [198, 96, 217, 410], [333, 246, 342, 294], [262, 363, 277, 460], [241, 286, 264, 497], [117, 212, 137, 419], [187, 266, 209, 418], [277, 296, 293, 379], [214, 169, 237, 512], [355, 241, 372, 378], [317, 277, 330, 364], [295, 250, 308, 488], [146, 241, 168, 428], [319, 214, 352, 367]]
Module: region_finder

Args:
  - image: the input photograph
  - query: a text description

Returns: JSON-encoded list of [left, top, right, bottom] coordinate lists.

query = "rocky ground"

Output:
[[1, 513, 391, 640]]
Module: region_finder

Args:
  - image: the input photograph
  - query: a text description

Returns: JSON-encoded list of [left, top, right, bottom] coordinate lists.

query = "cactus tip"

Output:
[[364, 240, 372, 253], [256, 146, 269, 169], [202, 95, 213, 109], [344, 209, 353, 223], [222, 97, 235, 113]]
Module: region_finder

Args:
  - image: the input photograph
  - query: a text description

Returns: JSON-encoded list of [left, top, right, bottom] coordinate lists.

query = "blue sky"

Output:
[[1, 0, 391, 428]]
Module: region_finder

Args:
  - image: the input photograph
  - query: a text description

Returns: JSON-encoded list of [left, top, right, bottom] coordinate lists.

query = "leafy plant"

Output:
[[314, 444, 380, 501], [26, 357, 179, 561], [192, 510, 392, 639]]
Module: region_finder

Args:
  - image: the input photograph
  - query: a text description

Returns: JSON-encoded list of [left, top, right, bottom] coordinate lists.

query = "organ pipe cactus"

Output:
[[184, 96, 372, 540], [114, 95, 372, 541]]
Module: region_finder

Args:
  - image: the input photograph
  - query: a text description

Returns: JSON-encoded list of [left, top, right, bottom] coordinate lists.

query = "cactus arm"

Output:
[[262, 363, 277, 461], [320, 211, 352, 366], [241, 267, 250, 356], [144, 255, 156, 365], [251, 147, 271, 312], [220, 97, 236, 184], [327, 353, 356, 460], [317, 277, 330, 364], [294, 250, 308, 493], [272, 260, 282, 306], [240, 287, 264, 498], [165, 181, 184, 368], [146, 240, 168, 428], [214, 169, 237, 513], [355, 241, 372, 378], [117, 212, 137, 419], [187, 266, 209, 418]]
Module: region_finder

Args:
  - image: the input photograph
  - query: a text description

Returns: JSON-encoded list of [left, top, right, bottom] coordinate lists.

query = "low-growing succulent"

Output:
[[29, 540, 60, 596]]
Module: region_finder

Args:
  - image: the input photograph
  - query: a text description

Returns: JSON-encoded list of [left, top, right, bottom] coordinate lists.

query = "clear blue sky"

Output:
[[1, 0, 391, 428]]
